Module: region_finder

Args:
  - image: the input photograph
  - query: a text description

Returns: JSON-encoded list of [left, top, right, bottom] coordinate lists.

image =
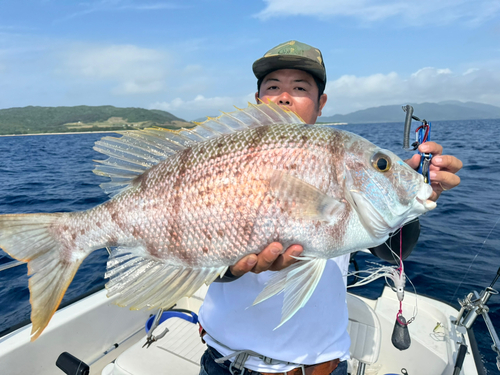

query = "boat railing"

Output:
[[453, 266, 500, 372]]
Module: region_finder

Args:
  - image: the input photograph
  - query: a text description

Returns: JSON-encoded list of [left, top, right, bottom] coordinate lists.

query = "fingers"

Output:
[[430, 155, 463, 173], [251, 242, 284, 274], [229, 254, 258, 277], [251, 243, 303, 273], [406, 142, 444, 171], [229, 243, 304, 277], [407, 142, 463, 202], [418, 143, 464, 173], [268, 244, 303, 271], [418, 141, 442, 156], [423, 145, 463, 194], [430, 170, 461, 191]]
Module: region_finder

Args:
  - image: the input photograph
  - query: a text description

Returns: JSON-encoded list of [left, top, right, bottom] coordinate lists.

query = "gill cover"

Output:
[[345, 148, 432, 239]]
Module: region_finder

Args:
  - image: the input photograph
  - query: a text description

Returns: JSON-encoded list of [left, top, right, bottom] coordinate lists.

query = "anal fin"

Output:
[[105, 247, 227, 311]]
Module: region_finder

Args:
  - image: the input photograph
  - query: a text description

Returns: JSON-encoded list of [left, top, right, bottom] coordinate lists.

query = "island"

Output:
[[0, 106, 194, 136]]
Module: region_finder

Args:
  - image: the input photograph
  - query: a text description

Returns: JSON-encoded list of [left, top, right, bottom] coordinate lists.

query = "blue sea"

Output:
[[0, 120, 499, 373]]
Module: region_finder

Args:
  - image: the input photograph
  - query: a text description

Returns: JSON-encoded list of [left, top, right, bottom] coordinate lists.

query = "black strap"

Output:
[[369, 220, 420, 264], [214, 267, 243, 283]]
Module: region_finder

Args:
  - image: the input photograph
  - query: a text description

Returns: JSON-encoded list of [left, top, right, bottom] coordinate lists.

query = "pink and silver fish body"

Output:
[[0, 102, 435, 339]]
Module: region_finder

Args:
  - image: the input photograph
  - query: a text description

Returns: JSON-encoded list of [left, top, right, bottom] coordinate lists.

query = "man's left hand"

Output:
[[405, 141, 463, 202]]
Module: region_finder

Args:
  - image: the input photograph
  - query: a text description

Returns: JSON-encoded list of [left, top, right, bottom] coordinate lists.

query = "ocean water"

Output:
[[0, 120, 499, 373]]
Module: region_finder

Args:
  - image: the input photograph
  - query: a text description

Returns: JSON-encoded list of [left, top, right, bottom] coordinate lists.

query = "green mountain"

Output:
[[0, 105, 192, 135], [319, 101, 500, 124]]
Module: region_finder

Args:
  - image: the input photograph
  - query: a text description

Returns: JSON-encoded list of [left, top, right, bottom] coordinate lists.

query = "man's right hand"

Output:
[[229, 243, 304, 277]]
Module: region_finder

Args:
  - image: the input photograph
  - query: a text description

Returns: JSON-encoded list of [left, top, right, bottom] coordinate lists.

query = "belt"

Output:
[[199, 325, 340, 375], [257, 358, 340, 375]]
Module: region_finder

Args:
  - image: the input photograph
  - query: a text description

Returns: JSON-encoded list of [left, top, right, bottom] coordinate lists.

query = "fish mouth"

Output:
[[416, 196, 437, 210], [415, 183, 437, 212]]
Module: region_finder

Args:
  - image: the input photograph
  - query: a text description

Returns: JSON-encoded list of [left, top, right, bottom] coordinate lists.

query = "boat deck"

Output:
[[0, 285, 479, 375]]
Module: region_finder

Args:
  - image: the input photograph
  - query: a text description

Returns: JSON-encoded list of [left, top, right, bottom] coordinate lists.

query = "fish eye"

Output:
[[371, 152, 392, 172]]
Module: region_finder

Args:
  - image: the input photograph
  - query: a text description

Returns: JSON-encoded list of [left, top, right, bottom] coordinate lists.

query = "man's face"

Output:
[[256, 69, 327, 124]]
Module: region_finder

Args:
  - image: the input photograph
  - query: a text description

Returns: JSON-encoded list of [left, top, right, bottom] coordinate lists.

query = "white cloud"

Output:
[[121, 2, 184, 11], [324, 67, 500, 115], [59, 1, 186, 22], [464, 68, 479, 75], [150, 93, 256, 121], [60, 44, 170, 95], [151, 67, 500, 119], [256, 0, 500, 25]]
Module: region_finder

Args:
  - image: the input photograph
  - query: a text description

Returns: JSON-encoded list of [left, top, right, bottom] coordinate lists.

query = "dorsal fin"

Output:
[[93, 101, 304, 197]]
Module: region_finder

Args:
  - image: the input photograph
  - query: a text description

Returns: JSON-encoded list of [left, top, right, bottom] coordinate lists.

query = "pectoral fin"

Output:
[[269, 170, 345, 222], [253, 256, 327, 328]]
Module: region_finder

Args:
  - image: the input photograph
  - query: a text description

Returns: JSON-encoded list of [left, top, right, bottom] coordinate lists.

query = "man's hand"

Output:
[[405, 141, 463, 202], [229, 243, 304, 277]]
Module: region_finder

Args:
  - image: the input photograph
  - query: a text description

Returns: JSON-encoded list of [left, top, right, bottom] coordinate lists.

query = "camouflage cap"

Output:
[[252, 40, 326, 84]]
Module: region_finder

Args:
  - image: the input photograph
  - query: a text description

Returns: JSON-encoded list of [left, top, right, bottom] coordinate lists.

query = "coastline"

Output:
[[0, 130, 121, 137]]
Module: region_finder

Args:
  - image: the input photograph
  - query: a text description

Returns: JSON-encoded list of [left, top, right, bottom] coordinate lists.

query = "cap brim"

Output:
[[253, 55, 326, 83]]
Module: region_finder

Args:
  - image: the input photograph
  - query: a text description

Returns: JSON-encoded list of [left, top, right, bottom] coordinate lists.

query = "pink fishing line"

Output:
[[396, 226, 409, 325]]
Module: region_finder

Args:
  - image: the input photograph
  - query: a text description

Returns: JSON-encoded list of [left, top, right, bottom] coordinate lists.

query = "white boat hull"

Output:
[[0, 285, 480, 375]]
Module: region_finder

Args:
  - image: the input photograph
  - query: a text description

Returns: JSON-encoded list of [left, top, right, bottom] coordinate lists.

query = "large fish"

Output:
[[0, 102, 435, 340]]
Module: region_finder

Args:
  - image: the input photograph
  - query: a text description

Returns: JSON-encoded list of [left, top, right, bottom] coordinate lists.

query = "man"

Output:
[[198, 41, 463, 375]]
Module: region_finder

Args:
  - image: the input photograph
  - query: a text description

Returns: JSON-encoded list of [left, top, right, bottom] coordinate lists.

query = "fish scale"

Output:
[[0, 101, 435, 340]]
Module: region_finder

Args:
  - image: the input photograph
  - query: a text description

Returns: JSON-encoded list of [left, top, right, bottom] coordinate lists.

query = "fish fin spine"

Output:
[[105, 246, 227, 311]]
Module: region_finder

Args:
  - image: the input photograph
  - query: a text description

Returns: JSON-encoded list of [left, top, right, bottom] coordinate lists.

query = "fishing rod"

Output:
[[447, 214, 500, 372], [453, 266, 500, 372], [56, 323, 146, 375]]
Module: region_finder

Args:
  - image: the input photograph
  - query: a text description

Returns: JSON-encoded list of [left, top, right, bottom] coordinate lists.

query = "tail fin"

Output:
[[0, 213, 85, 341]]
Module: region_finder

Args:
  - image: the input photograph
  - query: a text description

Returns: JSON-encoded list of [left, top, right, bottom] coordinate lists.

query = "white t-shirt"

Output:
[[198, 254, 351, 373]]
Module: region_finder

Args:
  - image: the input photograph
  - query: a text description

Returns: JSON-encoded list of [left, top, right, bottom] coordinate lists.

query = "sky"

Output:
[[0, 0, 499, 121]]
